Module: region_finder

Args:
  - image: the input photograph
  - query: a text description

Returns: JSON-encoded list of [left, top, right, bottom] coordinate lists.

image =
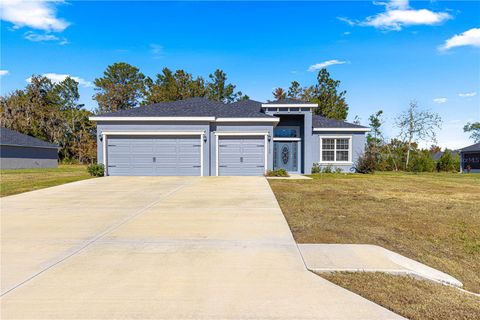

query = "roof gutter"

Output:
[[313, 127, 371, 132], [89, 116, 280, 123]]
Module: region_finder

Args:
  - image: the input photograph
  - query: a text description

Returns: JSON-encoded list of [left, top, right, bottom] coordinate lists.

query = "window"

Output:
[[274, 126, 299, 138], [320, 137, 351, 163]]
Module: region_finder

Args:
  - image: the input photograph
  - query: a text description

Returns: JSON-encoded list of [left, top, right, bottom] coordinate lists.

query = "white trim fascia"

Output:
[[215, 135, 219, 176], [262, 104, 318, 108], [101, 131, 205, 136], [313, 127, 371, 132], [214, 131, 269, 136], [90, 116, 215, 122], [273, 137, 301, 141], [215, 117, 279, 123]]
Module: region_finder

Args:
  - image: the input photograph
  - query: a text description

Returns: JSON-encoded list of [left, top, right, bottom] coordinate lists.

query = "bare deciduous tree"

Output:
[[395, 101, 442, 169]]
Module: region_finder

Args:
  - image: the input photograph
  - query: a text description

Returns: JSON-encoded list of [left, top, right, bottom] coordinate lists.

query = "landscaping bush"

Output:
[[265, 169, 289, 177], [437, 150, 460, 172], [409, 150, 436, 173], [356, 151, 376, 173], [311, 163, 321, 174], [87, 163, 105, 177]]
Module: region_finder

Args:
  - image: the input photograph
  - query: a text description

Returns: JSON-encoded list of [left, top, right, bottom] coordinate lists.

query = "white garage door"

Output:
[[106, 135, 201, 176]]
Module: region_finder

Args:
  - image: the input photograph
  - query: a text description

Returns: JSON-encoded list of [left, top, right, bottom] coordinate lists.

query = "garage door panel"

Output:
[[107, 136, 201, 176], [218, 137, 265, 176]]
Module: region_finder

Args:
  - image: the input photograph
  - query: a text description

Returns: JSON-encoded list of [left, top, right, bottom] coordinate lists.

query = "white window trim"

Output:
[[101, 131, 205, 176], [273, 137, 301, 141], [314, 127, 370, 132], [319, 135, 353, 165], [214, 131, 269, 176]]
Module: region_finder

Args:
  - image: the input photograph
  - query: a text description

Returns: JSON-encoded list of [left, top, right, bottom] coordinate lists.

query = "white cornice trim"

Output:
[[215, 117, 279, 122], [101, 131, 205, 136], [262, 104, 318, 108], [90, 116, 215, 121], [214, 131, 269, 136], [313, 127, 371, 132]]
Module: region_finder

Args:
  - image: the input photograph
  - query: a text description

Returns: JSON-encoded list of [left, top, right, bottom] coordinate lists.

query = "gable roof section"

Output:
[[0, 127, 58, 149], [459, 142, 480, 153], [312, 115, 370, 131], [92, 97, 276, 120]]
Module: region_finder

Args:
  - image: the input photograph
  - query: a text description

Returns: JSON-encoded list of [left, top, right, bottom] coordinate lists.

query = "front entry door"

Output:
[[274, 141, 298, 172]]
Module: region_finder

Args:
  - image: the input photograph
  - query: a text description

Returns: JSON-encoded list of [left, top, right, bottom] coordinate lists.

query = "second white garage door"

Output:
[[218, 136, 265, 176], [106, 135, 201, 176]]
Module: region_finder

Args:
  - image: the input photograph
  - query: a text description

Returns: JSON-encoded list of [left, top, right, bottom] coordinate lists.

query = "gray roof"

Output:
[[264, 98, 314, 105], [459, 142, 480, 153], [0, 127, 58, 149], [431, 150, 459, 161], [312, 115, 369, 129], [97, 97, 275, 118]]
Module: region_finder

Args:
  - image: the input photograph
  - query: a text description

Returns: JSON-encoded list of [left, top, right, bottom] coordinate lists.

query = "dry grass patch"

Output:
[[321, 272, 480, 320], [269, 172, 480, 293], [0, 165, 93, 197]]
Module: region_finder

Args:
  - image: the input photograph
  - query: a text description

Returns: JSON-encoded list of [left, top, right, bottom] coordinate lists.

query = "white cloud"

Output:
[[0, 0, 69, 32], [0, 70, 9, 76], [308, 60, 347, 72], [339, 1, 451, 31], [458, 92, 477, 98], [24, 31, 59, 42], [439, 28, 480, 51], [433, 97, 447, 104], [150, 44, 164, 59], [26, 73, 93, 88]]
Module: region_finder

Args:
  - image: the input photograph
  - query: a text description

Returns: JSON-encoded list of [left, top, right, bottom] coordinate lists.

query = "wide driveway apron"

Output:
[[1, 177, 403, 319]]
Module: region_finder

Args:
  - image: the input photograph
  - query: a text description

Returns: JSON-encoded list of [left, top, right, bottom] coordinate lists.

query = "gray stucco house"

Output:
[[459, 142, 480, 173], [90, 98, 369, 176], [0, 127, 58, 169]]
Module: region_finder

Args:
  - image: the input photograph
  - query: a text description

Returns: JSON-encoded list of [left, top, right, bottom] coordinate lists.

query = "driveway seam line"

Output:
[[0, 181, 193, 297]]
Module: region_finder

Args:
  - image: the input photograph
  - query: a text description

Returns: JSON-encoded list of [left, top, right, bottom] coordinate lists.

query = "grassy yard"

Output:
[[0, 165, 93, 197], [322, 272, 480, 320], [269, 172, 480, 319]]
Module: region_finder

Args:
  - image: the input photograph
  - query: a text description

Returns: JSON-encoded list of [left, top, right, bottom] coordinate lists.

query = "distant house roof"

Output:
[[459, 142, 480, 153], [312, 115, 369, 130], [0, 127, 58, 149], [94, 97, 275, 119], [431, 150, 459, 161], [263, 98, 316, 105]]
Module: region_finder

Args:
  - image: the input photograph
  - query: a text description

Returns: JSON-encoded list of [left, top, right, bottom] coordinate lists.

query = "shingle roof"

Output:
[[96, 97, 275, 118], [459, 142, 480, 153], [263, 98, 315, 105], [312, 115, 369, 129], [0, 127, 58, 149]]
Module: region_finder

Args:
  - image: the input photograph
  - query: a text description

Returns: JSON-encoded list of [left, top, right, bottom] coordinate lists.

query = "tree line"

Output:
[[356, 101, 479, 173], [1, 62, 478, 167]]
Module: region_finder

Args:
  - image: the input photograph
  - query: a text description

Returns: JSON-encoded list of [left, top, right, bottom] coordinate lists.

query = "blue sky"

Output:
[[1, 1, 479, 149]]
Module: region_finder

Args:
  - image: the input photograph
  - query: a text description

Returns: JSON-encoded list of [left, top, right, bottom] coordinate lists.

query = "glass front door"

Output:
[[274, 141, 298, 172]]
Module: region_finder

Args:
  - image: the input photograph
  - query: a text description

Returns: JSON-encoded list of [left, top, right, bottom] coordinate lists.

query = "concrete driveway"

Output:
[[1, 177, 403, 319]]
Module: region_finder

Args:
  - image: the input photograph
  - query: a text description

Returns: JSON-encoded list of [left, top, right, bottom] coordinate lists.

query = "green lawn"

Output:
[[0, 165, 93, 197], [269, 172, 480, 319]]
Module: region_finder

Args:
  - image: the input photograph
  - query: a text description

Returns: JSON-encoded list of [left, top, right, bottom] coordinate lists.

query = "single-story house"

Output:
[[459, 142, 480, 173], [90, 97, 369, 176], [0, 127, 59, 169]]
